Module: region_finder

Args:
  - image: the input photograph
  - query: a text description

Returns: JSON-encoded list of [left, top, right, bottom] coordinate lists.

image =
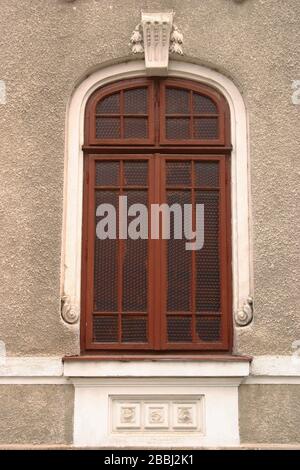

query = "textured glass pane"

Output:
[[93, 316, 118, 342], [167, 316, 192, 342], [196, 316, 221, 342], [122, 316, 147, 343], [124, 118, 147, 139], [166, 162, 191, 186], [166, 118, 190, 139], [195, 191, 220, 312], [194, 118, 218, 139], [166, 88, 189, 114], [124, 161, 148, 186], [124, 88, 147, 114], [122, 191, 148, 312], [95, 161, 119, 186], [167, 191, 191, 312], [193, 93, 217, 114], [195, 162, 219, 187], [94, 191, 118, 311], [96, 117, 120, 139], [96, 93, 120, 114]]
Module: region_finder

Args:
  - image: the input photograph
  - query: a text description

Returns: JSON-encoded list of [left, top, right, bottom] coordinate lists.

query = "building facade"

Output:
[[0, 0, 300, 448]]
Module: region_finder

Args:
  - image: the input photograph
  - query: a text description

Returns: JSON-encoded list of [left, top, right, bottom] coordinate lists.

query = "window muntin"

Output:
[[82, 78, 231, 353]]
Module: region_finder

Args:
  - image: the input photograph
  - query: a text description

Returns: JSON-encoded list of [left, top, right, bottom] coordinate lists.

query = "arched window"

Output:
[[81, 77, 232, 353]]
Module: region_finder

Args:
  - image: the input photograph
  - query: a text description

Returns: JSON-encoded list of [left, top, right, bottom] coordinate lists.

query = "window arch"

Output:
[[81, 76, 232, 353], [85, 78, 229, 147]]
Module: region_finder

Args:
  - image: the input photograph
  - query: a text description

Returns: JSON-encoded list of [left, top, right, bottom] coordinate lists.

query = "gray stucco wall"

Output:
[[0, 0, 299, 356], [239, 384, 300, 444], [0, 385, 74, 444]]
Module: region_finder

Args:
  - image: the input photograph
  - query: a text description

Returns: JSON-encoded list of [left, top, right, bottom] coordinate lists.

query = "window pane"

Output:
[[167, 191, 191, 312], [96, 93, 120, 113], [124, 161, 148, 186], [195, 161, 219, 187], [124, 118, 147, 139], [93, 316, 118, 342], [124, 88, 147, 114], [166, 88, 189, 114], [193, 93, 217, 114], [94, 191, 118, 311], [95, 161, 119, 186], [122, 316, 147, 343], [167, 316, 192, 342], [196, 316, 221, 342], [166, 118, 190, 139], [96, 117, 120, 139], [122, 191, 148, 312], [194, 118, 218, 139], [195, 191, 220, 312], [166, 162, 191, 186]]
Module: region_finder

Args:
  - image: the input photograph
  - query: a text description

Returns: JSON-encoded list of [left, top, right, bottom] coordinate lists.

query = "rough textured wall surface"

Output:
[[0, 385, 74, 444], [0, 0, 299, 355], [239, 384, 300, 444]]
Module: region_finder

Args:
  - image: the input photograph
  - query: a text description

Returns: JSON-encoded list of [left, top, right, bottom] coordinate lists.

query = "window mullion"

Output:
[[120, 90, 124, 139], [117, 160, 124, 343], [191, 160, 196, 343], [158, 154, 167, 350]]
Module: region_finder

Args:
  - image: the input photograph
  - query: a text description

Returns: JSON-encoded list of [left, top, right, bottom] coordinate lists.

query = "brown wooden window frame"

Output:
[[81, 77, 232, 355]]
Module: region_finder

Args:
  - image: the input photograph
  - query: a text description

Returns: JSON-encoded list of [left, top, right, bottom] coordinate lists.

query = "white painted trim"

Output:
[[70, 377, 246, 387], [0, 377, 69, 385], [1, 375, 300, 386], [0, 357, 63, 377], [0, 80, 6, 104], [244, 376, 300, 385], [250, 355, 300, 376], [1, 356, 300, 383], [62, 59, 252, 331]]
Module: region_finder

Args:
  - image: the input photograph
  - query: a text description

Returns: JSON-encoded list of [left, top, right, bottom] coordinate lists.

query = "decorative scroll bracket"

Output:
[[130, 11, 183, 76], [61, 295, 79, 324], [235, 296, 253, 327]]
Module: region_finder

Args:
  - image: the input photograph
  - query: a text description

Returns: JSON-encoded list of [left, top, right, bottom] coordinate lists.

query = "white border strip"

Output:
[[1, 376, 299, 385], [244, 376, 300, 385], [251, 355, 300, 376], [1, 356, 299, 384], [0, 357, 63, 377], [0, 377, 69, 385]]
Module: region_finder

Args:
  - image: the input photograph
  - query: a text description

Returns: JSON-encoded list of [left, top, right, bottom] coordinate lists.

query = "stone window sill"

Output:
[[63, 354, 251, 379]]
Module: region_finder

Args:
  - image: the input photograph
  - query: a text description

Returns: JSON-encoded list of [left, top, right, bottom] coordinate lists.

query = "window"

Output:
[[81, 77, 232, 353]]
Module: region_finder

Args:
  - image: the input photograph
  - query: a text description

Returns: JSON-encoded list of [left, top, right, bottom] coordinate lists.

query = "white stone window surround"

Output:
[[61, 59, 252, 337]]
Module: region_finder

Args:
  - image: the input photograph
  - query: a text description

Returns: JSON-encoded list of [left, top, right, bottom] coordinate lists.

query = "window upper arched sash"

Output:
[[85, 78, 230, 146]]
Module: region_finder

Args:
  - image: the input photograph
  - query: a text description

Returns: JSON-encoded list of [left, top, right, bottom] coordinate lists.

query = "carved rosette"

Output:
[[177, 406, 193, 424], [130, 12, 183, 75], [120, 407, 136, 424], [149, 408, 164, 424], [235, 296, 253, 326], [61, 296, 79, 324]]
